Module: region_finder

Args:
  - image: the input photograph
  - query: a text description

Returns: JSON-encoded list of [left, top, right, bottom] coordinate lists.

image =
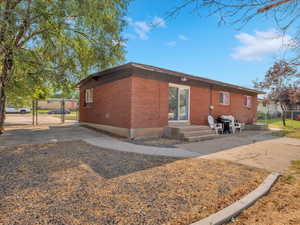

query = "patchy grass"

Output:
[[259, 118, 300, 139], [257, 118, 300, 129], [230, 160, 300, 225], [290, 160, 300, 174], [272, 130, 294, 137], [0, 141, 268, 225]]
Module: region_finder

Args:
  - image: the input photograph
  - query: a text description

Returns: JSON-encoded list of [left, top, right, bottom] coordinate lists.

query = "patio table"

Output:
[[217, 117, 231, 134]]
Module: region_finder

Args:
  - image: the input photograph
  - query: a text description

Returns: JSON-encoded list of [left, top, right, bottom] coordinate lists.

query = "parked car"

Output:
[[5, 107, 31, 114], [48, 109, 71, 114]]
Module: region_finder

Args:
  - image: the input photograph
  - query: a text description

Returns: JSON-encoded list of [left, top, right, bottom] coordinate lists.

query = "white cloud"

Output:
[[178, 35, 189, 41], [152, 17, 166, 28], [126, 16, 166, 40], [167, 41, 177, 47], [231, 29, 295, 61], [134, 21, 151, 40]]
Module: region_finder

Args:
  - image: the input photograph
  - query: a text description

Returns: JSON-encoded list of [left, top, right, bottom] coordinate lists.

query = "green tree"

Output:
[[0, 0, 129, 133]]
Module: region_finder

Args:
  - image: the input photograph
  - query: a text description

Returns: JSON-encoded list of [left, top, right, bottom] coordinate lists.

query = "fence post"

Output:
[[32, 100, 35, 126], [35, 99, 38, 125]]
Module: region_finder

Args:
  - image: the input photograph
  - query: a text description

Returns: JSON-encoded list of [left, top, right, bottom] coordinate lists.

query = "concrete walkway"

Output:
[[199, 136, 300, 172], [177, 130, 300, 172]]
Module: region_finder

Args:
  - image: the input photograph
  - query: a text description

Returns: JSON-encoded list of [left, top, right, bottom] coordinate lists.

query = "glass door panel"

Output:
[[168, 87, 179, 120], [168, 85, 189, 121], [179, 88, 189, 120]]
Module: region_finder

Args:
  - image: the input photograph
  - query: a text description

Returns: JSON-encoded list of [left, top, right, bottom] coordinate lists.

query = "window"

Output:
[[219, 92, 230, 105], [244, 95, 252, 108], [85, 88, 93, 104]]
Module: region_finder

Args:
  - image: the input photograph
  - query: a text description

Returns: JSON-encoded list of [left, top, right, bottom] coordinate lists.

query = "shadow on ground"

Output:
[[0, 139, 268, 225], [0, 140, 179, 200]]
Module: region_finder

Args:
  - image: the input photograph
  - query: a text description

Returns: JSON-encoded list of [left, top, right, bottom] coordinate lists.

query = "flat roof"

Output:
[[78, 62, 265, 94]]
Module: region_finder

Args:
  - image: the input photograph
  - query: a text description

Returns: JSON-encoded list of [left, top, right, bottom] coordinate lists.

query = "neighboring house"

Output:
[[257, 98, 282, 117], [38, 99, 78, 110], [78, 62, 263, 138]]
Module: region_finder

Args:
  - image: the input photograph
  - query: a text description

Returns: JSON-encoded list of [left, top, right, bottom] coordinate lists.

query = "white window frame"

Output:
[[85, 88, 93, 104], [219, 92, 230, 105], [244, 95, 252, 108], [168, 83, 190, 122]]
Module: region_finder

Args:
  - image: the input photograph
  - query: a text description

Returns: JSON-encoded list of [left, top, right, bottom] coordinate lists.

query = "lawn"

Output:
[[230, 160, 300, 225], [0, 141, 268, 225], [258, 118, 300, 139]]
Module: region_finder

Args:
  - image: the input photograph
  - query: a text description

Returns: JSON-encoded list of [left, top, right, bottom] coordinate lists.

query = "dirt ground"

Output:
[[229, 160, 300, 225], [0, 141, 268, 225]]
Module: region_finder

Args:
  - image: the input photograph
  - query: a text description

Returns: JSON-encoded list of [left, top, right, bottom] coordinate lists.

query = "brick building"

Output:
[[78, 62, 263, 138]]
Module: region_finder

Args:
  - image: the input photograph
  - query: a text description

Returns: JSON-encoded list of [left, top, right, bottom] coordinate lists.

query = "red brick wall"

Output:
[[187, 86, 257, 125], [190, 86, 211, 125], [210, 90, 257, 124], [79, 76, 258, 130], [130, 77, 169, 128], [79, 77, 132, 128]]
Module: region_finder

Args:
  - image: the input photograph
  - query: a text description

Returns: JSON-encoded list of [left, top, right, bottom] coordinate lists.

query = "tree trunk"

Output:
[[280, 104, 286, 127], [0, 85, 6, 134], [0, 50, 14, 134]]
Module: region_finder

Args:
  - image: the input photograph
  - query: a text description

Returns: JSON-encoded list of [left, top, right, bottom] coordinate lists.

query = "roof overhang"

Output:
[[77, 62, 265, 95]]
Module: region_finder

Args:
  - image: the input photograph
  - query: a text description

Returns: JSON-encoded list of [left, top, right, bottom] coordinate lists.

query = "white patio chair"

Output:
[[227, 116, 243, 133], [208, 115, 223, 134]]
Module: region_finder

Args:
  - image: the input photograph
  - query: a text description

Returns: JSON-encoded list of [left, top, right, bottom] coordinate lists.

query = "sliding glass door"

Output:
[[168, 84, 190, 121]]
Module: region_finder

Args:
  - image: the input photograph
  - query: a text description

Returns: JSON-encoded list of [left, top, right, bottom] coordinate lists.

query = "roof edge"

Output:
[[77, 62, 264, 94]]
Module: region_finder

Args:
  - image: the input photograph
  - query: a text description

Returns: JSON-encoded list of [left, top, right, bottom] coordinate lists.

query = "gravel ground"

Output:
[[229, 161, 300, 225], [0, 141, 268, 225]]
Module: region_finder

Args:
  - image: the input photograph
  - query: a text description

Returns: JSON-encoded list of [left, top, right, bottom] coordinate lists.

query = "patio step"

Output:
[[168, 125, 211, 132], [180, 129, 215, 138], [183, 134, 220, 142], [164, 125, 219, 142]]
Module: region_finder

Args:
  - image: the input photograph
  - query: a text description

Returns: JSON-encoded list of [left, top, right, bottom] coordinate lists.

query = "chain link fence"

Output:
[[257, 104, 300, 125], [4, 98, 79, 127]]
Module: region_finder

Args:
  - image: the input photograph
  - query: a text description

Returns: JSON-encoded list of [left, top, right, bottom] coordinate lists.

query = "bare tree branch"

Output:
[[257, 0, 293, 13]]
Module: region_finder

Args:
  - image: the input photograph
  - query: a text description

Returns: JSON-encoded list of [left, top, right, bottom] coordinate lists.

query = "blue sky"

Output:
[[123, 0, 294, 89]]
